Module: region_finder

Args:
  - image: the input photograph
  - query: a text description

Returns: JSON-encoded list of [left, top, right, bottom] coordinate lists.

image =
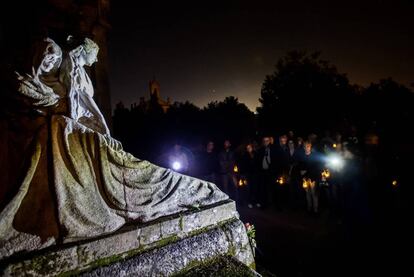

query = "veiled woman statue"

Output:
[[59, 38, 111, 135], [0, 38, 227, 259], [15, 38, 64, 110]]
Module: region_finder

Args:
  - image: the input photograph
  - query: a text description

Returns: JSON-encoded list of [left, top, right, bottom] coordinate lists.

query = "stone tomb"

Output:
[[1, 200, 255, 276]]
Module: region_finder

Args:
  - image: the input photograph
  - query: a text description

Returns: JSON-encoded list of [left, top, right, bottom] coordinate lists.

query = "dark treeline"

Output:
[[113, 51, 414, 165], [113, 96, 256, 162]]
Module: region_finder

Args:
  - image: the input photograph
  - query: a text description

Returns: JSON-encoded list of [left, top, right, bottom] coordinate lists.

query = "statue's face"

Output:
[[41, 44, 61, 73], [84, 49, 98, 66]]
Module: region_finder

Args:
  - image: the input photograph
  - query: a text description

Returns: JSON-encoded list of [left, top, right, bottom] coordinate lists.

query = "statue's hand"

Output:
[[15, 71, 60, 107], [83, 110, 93, 118]]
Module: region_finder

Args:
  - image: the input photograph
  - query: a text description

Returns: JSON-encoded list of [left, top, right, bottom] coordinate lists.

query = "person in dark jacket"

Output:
[[257, 136, 278, 209], [287, 139, 302, 209], [274, 135, 291, 208], [198, 141, 218, 183], [218, 139, 238, 200], [239, 143, 261, 208], [298, 141, 322, 214]]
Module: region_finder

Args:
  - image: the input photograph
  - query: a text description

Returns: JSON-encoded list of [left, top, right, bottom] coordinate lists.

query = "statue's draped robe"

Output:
[[60, 49, 111, 135], [0, 115, 228, 259]]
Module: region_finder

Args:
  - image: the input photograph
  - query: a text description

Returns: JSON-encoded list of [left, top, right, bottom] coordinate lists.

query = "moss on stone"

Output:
[[24, 252, 70, 276], [16, 216, 247, 276], [59, 234, 180, 276], [179, 214, 184, 230]]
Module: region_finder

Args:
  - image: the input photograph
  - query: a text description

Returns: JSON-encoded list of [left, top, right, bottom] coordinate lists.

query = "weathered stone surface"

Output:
[[0, 115, 229, 258], [1, 200, 254, 276], [222, 219, 255, 267], [173, 255, 260, 277]]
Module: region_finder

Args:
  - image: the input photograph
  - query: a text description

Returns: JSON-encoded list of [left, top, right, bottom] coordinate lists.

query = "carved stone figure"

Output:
[[15, 38, 63, 109], [60, 38, 111, 135], [0, 38, 228, 259]]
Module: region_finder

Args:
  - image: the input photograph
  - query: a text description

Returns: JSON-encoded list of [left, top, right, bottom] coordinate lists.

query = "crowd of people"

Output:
[[164, 129, 389, 224]]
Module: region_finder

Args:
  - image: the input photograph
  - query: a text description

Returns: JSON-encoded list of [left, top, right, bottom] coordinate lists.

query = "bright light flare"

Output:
[[233, 165, 239, 173], [326, 154, 344, 170], [172, 161, 182, 171]]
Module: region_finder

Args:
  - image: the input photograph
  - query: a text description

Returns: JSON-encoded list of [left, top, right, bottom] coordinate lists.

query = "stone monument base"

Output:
[[0, 200, 256, 276]]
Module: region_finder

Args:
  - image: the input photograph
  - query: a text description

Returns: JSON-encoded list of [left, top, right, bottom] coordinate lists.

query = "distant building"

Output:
[[130, 79, 171, 113]]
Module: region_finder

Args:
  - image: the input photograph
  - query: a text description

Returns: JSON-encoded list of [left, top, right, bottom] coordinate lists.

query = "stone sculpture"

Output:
[[0, 38, 228, 260]]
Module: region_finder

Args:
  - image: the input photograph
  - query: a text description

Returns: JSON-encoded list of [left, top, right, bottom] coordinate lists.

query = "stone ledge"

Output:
[[1, 200, 254, 276], [79, 219, 254, 276]]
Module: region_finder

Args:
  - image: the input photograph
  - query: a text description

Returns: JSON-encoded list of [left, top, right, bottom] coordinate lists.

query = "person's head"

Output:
[[206, 141, 214, 152], [279, 135, 288, 146], [33, 38, 62, 76], [308, 133, 317, 144], [246, 143, 254, 154], [262, 137, 271, 147], [224, 140, 231, 150], [297, 137, 304, 146], [342, 141, 355, 159], [334, 132, 342, 143], [288, 130, 294, 138], [364, 133, 379, 146], [77, 38, 99, 67], [350, 125, 357, 136], [288, 140, 295, 150], [304, 141, 312, 155]]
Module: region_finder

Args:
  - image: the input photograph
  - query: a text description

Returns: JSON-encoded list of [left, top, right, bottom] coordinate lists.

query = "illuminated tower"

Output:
[[149, 79, 161, 99], [148, 78, 170, 113]]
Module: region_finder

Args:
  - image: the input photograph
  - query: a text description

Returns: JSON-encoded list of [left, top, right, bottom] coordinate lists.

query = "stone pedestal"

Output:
[[0, 200, 255, 276]]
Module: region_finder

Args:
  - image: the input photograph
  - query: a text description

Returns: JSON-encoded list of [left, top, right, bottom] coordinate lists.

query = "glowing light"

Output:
[[392, 180, 398, 187], [321, 169, 331, 179], [172, 161, 182, 171], [276, 176, 285, 185], [333, 143, 337, 148], [238, 178, 248, 187], [326, 154, 344, 170], [233, 165, 239, 173], [302, 178, 315, 189]]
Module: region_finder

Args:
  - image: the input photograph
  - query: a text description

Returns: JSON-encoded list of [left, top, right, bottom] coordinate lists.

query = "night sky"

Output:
[[108, 0, 413, 111]]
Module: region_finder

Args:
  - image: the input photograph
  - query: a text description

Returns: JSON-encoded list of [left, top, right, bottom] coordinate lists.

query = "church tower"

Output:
[[148, 79, 170, 113], [149, 79, 161, 99]]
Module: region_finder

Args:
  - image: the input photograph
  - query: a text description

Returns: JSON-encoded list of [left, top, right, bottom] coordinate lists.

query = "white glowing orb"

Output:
[[326, 154, 344, 170], [172, 161, 182, 171]]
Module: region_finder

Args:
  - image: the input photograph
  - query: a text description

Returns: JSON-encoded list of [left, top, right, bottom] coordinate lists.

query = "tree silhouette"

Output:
[[257, 51, 354, 135], [202, 96, 256, 145], [362, 78, 414, 143]]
